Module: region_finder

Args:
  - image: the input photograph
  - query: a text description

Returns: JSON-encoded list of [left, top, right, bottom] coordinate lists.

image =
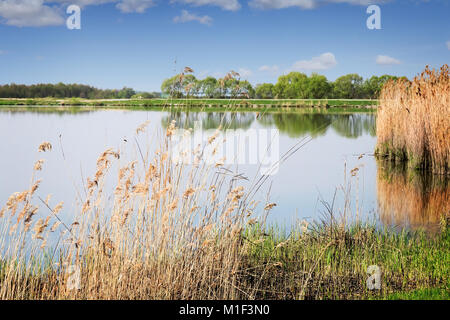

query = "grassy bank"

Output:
[[1, 220, 448, 300], [0, 97, 378, 110], [375, 65, 449, 174], [242, 222, 449, 300]]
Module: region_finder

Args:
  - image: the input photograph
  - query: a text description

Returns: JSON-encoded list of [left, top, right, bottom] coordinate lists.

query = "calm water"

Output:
[[0, 108, 446, 233]]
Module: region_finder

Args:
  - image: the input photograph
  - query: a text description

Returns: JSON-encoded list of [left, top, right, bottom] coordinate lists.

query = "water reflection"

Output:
[[2, 107, 443, 233], [0, 108, 377, 139], [330, 114, 376, 138], [161, 111, 376, 139], [161, 111, 254, 130], [0, 106, 96, 116], [258, 113, 331, 137], [377, 161, 449, 233]]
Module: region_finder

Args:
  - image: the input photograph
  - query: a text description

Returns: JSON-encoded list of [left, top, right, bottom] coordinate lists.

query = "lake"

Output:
[[0, 107, 446, 234]]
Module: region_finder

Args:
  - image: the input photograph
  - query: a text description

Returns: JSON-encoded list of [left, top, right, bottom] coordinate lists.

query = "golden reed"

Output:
[[376, 65, 449, 174], [0, 120, 268, 299]]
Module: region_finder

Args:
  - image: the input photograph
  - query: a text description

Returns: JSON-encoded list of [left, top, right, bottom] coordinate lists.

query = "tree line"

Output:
[[0, 72, 405, 100], [161, 70, 406, 99], [0, 83, 160, 99]]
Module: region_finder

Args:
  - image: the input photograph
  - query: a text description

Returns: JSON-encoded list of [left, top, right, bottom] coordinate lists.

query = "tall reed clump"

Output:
[[376, 65, 449, 175], [0, 118, 272, 300]]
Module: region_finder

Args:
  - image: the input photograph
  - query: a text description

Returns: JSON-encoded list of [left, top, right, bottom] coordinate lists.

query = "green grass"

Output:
[[239, 222, 450, 299], [0, 97, 378, 109], [385, 287, 449, 300]]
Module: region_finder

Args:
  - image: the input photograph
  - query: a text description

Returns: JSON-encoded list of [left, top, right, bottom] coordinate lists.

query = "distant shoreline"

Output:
[[0, 98, 378, 111]]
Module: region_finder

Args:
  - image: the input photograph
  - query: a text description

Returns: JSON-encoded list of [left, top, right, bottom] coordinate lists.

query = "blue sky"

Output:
[[0, 0, 449, 91]]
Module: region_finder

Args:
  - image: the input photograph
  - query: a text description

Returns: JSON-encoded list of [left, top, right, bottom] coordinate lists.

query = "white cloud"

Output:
[[116, 0, 155, 13], [50, 0, 116, 7], [197, 69, 252, 79], [250, 0, 315, 9], [291, 52, 337, 71], [376, 55, 401, 65], [446, 41, 450, 50], [171, 0, 241, 11], [238, 68, 252, 78], [173, 10, 212, 25], [259, 65, 279, 74], [0, 0, 64, 27], [249, 0, 386, 10], [51, 1, 155, 13], [212, 71, 223, 78], [198, 70, 211, 78], [0, 0, 159, 27]]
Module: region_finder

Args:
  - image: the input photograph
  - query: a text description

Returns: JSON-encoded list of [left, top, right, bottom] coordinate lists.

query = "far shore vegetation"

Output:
[[0, 69, 402, 101], [0, 97, 378, 110], [1, 68, 400, 110]]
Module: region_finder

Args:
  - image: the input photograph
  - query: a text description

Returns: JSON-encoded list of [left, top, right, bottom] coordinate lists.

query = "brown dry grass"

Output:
[[0, 118, 273, 299], [376, 65, 449, 174]]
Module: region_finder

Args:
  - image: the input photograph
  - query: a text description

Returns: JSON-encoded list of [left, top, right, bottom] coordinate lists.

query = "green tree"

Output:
[[273, 72, 308, 99], [182, 74, 199, 98], [362, 75, 401, 99], [223, 78, 239, 98], [161, 75, 184, 98], [238, 80, 255, 98], [332, 74, 364, 99], [200, 77, 218, 98], [161, 74, 200, 98], [305, 73, 331, 99], [255, 83, 275, 99], [118, 87, 136, 99]]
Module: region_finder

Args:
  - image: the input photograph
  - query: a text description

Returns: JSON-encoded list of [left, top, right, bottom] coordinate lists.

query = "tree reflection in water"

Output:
[[162, 111, 254, 131], [162, 111, 376, 139], [258, 112, 376, 138]]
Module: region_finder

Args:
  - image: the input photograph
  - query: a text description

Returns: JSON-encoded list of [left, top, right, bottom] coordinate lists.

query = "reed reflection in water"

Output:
[[377, 161, 449, 233]]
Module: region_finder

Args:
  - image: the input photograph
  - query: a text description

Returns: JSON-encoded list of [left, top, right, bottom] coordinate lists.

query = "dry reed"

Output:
[[376, 65, 449, 174], [0, 119, 271, 299]]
